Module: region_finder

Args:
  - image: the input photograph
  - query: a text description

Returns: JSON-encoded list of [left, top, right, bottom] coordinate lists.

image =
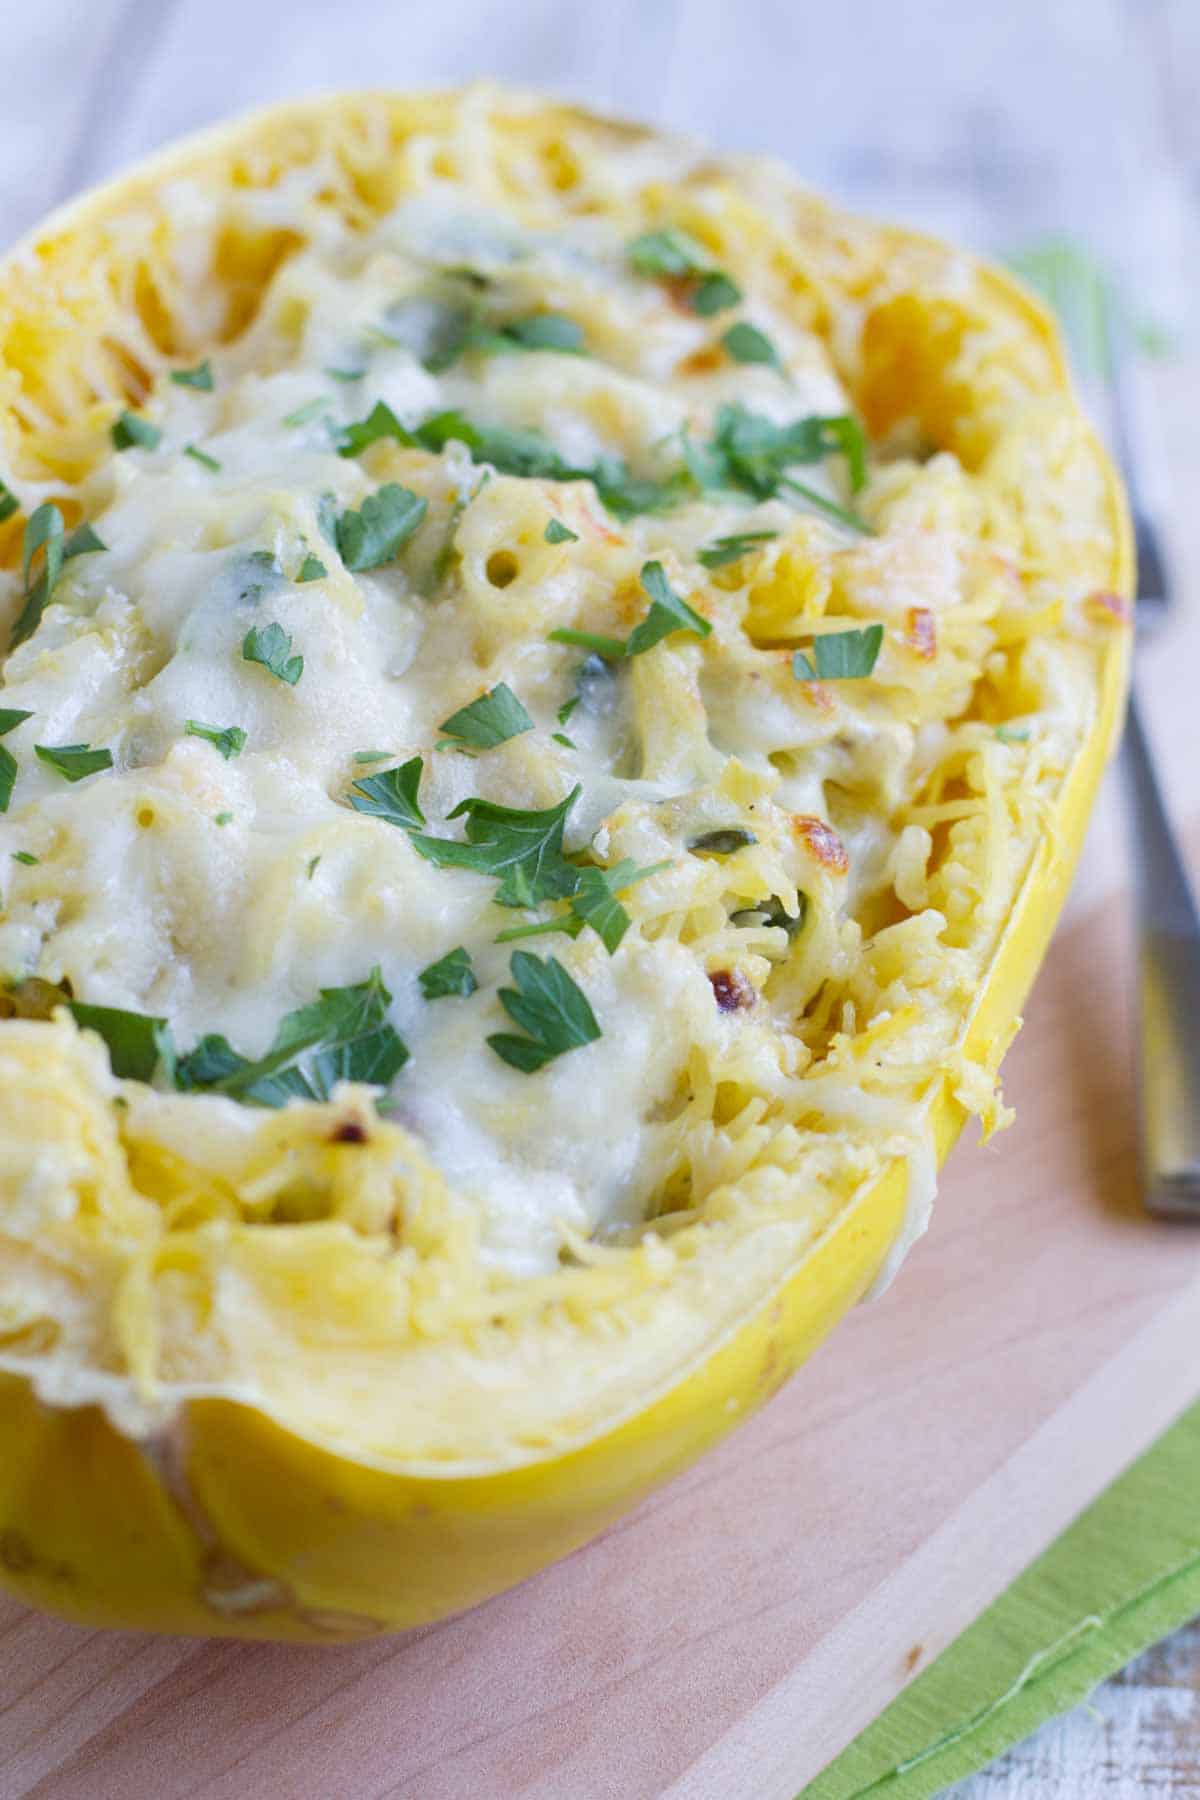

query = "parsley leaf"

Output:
[[627, 228, 741, 315], [112, 411, 162, 451], [12, 850, 38, 866], [173, 967, 408, 1106], [488, 951, 601, 1071], [170, 360, 213, 390], [568, 858, 666, 953], [186, 719, 247, 760], [0, 747, 16, 812], [0, 708, 33, 735], [549, 563, 709, 664], [68, 1002, 173, 1082], [184, 444, 221, 472], [625, 561, 712, 656], [410, 785, 580, 908], [698, 530, 777, 570], [35, 742, 114, 781], [242, 622, 303, 685], [231, 549, 285, 606], [336, 483, 428, 570], [691, 404, 871, 530], [499, 312, 585, 353], [629, 558, 712, 658], [496, 858, 667, 952], [547, 628, 629, 660], [721, 321, 784, 370], [349, 756, 426, 830], [437, 683, 533, 751], [296, 552, 327, 582], [0, 481, 19, 523], [628, 226, 710, 277], [544, 517, 578, 544], [10, 504, 107, 650], [792, 624, 884, 682], [11, 503, 63, 649], [418, 946, 478, 1000], [692, 272, 742, 315], [335, 400, 413, 459]]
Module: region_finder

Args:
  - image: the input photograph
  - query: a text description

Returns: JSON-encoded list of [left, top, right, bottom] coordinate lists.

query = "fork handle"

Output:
[[1122, 689, 1200, 1217]]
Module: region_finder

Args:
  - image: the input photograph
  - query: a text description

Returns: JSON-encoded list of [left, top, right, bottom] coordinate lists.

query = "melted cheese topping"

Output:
[[0, 90, 1126, 1455]]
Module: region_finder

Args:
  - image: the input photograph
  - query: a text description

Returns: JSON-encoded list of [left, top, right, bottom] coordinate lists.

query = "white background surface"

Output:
[[3, 3, 1198, 1794]]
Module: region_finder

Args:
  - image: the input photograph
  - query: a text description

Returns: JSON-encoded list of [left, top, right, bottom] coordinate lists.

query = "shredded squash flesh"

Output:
[[0, 88, 1126, 1465]]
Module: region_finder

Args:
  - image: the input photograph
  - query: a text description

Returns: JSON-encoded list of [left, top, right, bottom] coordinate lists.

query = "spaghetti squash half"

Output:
[[0, 88, 1129, 1638]]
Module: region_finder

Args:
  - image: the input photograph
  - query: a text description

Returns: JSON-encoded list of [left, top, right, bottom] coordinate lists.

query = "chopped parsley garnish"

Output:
[[628, 226, 713, 277], [296, 552, 327, 582], [173, 967, 407, 1106], [0, 708, 32, 805], [496, 858, 667, 952], [551, 731, 575, 749], [627, 227, 742, 315], [10, 503, 106, 650], [684, 404, 871, 532], [186, 719, 247, 760], [242, 622, 303, 685], [792, 623, 884, 682], [497, 312, 585, 353], [689, 827, 757, 855], [698, 530, 778, 569], [692, 272, 742, 315], [336, 400, 410, 459], [111, 411, 162, 451], [34, 742, 114, 781], [721, 321, 784, 370], [437, 683, 533, 751], [335, 483, 428, 571], [326, 363, 366, 383], [306, 855, 321, 879], [556, 696, 580, 727], [68, 1002, 172, 1082], [409, 784, 581, 909], [170, 360, 214, 390], [418, 946, 478, 1000], [487, 951, 601, 1072], [353, 749, 391, 764], [283, 397, 327, 428], [184, 444, 221, 472], [547, 628, 629, 660], [232, 549, 285, 605], [214, 811, 233, 826], [349, 756, 426, 830], [626, 561, 712, 656], [12, 850, 38, 865], [995, 723, 1031, 744], [549, 562, 710, 664], [544, 517, 579, 544], [0, 481, 19, 523]]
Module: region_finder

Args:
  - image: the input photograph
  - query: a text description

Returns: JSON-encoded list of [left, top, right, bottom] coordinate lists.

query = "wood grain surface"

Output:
[[2, 4, 1199, 1794]]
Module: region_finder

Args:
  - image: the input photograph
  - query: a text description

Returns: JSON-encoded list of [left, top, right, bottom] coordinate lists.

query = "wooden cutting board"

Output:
[[3, 807, 1199, 1800]]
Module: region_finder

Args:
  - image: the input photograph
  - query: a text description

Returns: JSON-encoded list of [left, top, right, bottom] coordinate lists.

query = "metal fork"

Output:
[[1095, 306, 1200, 1219]]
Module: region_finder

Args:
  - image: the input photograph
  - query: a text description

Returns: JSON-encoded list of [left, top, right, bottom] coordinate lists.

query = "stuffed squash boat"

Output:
[[0, 88, 1130, 1639]]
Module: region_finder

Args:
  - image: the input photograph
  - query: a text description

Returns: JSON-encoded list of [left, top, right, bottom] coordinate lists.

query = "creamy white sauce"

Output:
[[0, 192, 889, 1275]]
